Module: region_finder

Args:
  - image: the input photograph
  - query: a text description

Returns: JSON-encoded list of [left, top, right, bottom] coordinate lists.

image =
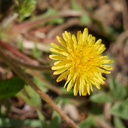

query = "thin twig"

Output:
[[0, 40, 51, 72], [27, 70, 63, 95], [0, 48, 79, 128], [10, 9, 103, 33], [11, 10, 83, 33], [26, 70, 81, 106], [8, 52, 51, 72], [0, 40, 39, 66]]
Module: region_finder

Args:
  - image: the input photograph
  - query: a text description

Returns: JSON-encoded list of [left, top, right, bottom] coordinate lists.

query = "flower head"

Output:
[[49, 28, 113, 96]]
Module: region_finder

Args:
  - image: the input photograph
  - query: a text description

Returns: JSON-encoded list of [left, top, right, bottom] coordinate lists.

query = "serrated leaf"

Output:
[[114, 117, 126, 128], [110, 76, 127, 100], [78, 115, 96, 128], [0, 77, 24, 99], [89, 92, 113, 103], [109, 102, 128, 120]]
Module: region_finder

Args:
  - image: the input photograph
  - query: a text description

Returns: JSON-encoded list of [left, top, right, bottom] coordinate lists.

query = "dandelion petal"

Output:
[[49, 28, 113, 96]]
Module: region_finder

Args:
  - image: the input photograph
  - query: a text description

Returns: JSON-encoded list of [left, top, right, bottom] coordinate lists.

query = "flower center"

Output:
[[70, 45, 92, 74]]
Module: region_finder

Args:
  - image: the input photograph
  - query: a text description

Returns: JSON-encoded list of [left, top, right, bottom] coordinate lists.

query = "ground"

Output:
[[0, 0, 128, 128]]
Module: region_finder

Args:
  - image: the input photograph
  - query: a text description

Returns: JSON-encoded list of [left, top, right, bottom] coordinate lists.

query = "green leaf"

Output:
[[24, 85, 42, 107], [48, 17, 64, 25], [33, 77, 48, 93], [109, 76, 127, 100], [90, 103, 102, 115], [43, 73, 53, 83], [37, 110, 48, 128], [0, 118, 42, 127], [55, 96, 71, 105], [114, 117, 126, 128], [71, 1, 81, 11], [17, 41, 24, 51], [42, 8, 58, 18], [78, 115, 96, 128], [50, 111, 61, 128], [16, 0, 37, 22], [80, 15, 91, 25], [109, 102, 128, 120], [31, 44, 42, 58], [71, 0, 91, 25], [89, 92, 113, 103], [0, 77, 24, 99], [22, 76, 49, 107], [17, 92, 33, 106], [49, 100, 62, 128], [41, 8, 64, 25]]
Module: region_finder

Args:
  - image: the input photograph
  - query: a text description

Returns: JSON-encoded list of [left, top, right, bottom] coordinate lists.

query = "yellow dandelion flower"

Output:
[[49, 28, 113, 96]]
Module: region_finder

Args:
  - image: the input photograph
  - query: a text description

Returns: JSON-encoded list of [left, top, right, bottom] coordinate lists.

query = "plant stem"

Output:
[[27, 70, 64, 95], [0, 48, 79, 128]]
